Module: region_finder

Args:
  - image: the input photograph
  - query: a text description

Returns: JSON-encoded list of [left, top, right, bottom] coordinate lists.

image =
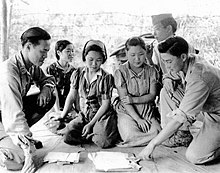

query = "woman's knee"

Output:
[[92, 134, 112, 148], [63, 128, 84, 145], [118, 124, 138, 141], [92, 126, 119, 148]]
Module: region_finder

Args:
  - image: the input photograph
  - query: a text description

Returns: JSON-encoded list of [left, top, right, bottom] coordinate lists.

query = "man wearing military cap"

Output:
[[151, 13, 199, 147], [0, 27, 56, 172]]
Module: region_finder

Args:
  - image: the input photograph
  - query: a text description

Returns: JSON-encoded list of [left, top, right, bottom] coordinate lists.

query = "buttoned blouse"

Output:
[[114, 62, 158, 119], [70, 67, 114, 119]]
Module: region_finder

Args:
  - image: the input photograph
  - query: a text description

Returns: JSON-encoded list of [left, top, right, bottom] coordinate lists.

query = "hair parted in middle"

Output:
[[125, 36, 146, 51]]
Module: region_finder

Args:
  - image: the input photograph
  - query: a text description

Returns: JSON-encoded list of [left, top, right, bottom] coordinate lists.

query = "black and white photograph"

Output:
[[0, 0, 220, 172]]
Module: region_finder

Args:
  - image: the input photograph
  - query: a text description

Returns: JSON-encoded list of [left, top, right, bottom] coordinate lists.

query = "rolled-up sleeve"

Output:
[[174, 78, 209, 124]]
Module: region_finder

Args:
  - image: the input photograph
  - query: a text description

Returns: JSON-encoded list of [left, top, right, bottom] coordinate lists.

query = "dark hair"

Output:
[[55, 40, 72, 60], [158, 36, 189, 57], [125, 36, 146, 51], [20, 27, 51, 47], [82, 40, 107, 63], [161, 17, 177, 33]]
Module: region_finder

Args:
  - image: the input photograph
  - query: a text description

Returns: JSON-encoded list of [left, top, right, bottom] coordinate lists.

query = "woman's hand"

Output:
[[82, 123, 94, 139], [136, 118, 151, 133], [137, 141, 156, 160], [121, 95, 133, 105]]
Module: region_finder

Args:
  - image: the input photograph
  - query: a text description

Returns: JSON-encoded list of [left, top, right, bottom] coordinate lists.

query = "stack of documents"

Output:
[[88, 151, 142, 172], [44, 152, 80, 164]]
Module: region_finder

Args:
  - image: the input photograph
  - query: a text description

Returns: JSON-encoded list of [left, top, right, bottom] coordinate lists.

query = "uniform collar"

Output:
[[17, 51, 30, 75], [157, 34, 175, 44], [185, 55, 197, 81]]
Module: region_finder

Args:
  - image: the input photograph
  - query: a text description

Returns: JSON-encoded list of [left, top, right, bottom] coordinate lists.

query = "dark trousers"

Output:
[[22, 93, 56, 127], [64, 108, 120, 148]]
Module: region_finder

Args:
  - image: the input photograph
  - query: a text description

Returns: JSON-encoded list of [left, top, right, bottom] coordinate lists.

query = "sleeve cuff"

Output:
[[169, 108, 188, 124], [43, 84, 55, 92]]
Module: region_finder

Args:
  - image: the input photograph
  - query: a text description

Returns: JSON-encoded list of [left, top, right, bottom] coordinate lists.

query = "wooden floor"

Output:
[[1, 116, 220, 173]]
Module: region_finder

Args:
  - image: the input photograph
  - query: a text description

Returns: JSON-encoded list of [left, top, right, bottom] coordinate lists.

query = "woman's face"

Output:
[[58, 44, 74, 62], [126, 45, 146, 69], [161, 53, 184, 73], [85, 51, 103, 72]]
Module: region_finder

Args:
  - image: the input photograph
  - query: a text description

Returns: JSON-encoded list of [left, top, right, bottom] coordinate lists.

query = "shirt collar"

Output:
[[55, 61, 73, 72], [125, 62, 145, 78], [83, 67, 102, 84], [157, 34, 175, 44], [185, 55, 197, 82], [17, 51, 30, 75]]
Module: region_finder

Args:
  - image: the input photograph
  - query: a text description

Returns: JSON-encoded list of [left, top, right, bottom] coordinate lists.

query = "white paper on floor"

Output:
[[44, 151, 80, 164], [88, 151, 142, 172]]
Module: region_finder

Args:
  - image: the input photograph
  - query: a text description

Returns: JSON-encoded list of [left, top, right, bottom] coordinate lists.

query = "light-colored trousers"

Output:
[[160, 87, 220, 164]]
